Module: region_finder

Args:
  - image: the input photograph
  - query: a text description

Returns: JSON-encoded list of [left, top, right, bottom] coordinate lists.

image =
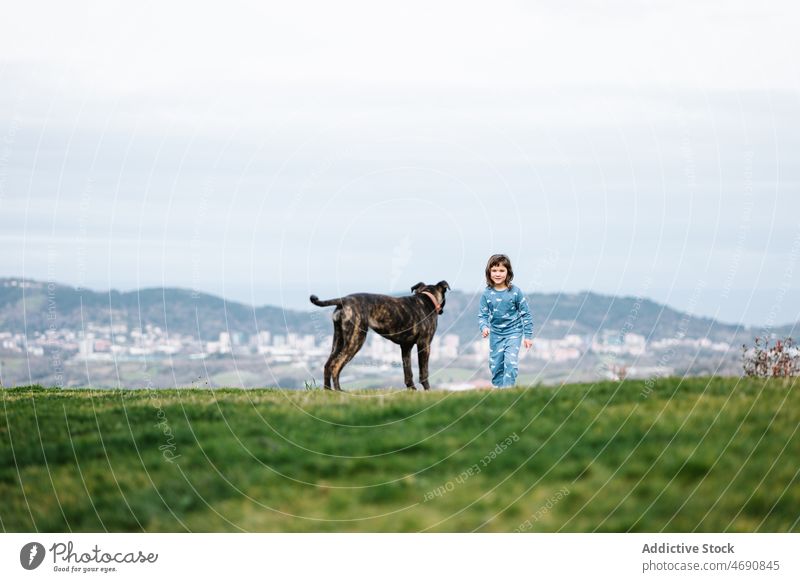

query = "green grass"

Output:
[[1, 377, 798, 532]]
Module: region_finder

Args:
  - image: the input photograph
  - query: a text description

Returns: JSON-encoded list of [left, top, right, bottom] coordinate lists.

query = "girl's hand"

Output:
[[482, 328, 489, 338], [523, 338, 533, 350]]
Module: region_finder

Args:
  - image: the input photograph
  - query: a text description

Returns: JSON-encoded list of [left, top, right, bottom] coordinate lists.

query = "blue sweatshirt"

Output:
[[478, 285, 534, 338]]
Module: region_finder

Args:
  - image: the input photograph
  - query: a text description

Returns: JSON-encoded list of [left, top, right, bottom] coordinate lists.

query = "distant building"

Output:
[[79, 335, 94, 357], [219, 332, 232, 354], [431, 334, 460, 361]]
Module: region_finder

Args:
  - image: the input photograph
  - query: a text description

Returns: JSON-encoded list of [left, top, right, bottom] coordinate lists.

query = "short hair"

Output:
[[484, 254, 514, 288]]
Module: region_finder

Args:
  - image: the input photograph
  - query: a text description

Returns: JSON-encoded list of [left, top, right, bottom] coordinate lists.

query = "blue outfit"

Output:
[[478, 285, 534, 387]]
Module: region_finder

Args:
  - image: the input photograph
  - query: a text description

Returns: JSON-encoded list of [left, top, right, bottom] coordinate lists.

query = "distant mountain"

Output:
[[0, 278, 794, 345], [0, 278, 314, 341]]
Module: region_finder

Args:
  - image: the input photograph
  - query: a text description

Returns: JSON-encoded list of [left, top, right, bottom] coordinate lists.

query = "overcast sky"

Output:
[[1, 1, 799, 326]]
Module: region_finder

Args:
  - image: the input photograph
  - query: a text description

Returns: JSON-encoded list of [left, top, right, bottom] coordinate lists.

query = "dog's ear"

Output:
[[411, 282, 425, 293], [437, 280, 450, 291]]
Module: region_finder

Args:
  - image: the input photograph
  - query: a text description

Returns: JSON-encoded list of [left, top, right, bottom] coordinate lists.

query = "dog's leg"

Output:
[[417, 340, 432, 390], [330, 322, 368, 391], [400, 343, 416, 390], [323, 315, 345, 390]]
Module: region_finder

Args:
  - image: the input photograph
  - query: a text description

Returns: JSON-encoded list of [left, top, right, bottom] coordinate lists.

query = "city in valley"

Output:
[[0, 318, 736, 390]]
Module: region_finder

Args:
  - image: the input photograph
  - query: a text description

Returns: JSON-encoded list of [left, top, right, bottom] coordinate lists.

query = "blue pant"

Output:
[[489, 333, 522, 387]]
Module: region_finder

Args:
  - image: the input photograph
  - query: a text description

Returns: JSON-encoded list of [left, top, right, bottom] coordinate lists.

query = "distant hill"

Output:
[[0, 278, 312, 341], [0, 278, 794, 344], [440, 289, 795, 344]]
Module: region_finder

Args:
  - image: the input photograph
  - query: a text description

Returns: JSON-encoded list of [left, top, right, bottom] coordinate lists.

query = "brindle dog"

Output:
[[309, 281, 450, 391]]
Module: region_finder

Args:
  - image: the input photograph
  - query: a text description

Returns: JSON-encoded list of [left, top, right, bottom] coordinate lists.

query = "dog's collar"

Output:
[[419, 291, 441, 313]]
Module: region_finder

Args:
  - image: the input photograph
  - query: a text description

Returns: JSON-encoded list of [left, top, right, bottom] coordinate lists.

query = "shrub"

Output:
[[742, 336, 799, 377]]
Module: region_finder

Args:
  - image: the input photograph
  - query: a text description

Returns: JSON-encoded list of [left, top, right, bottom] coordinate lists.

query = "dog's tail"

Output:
[[309, 294, 343, 308]]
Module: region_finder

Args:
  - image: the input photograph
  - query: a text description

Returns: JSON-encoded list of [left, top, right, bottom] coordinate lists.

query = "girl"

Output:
[[478, 254, 534, 388]]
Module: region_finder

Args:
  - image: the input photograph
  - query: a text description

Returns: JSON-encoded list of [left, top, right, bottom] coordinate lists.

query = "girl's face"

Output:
[[490, 264, 508, 287]]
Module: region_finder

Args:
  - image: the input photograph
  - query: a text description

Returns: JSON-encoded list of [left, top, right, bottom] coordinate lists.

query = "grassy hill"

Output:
[[1, 377, 797, 532]]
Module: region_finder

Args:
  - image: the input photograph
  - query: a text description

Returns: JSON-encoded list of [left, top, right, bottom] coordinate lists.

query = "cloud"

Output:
[[1, 1, 798, 327]]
